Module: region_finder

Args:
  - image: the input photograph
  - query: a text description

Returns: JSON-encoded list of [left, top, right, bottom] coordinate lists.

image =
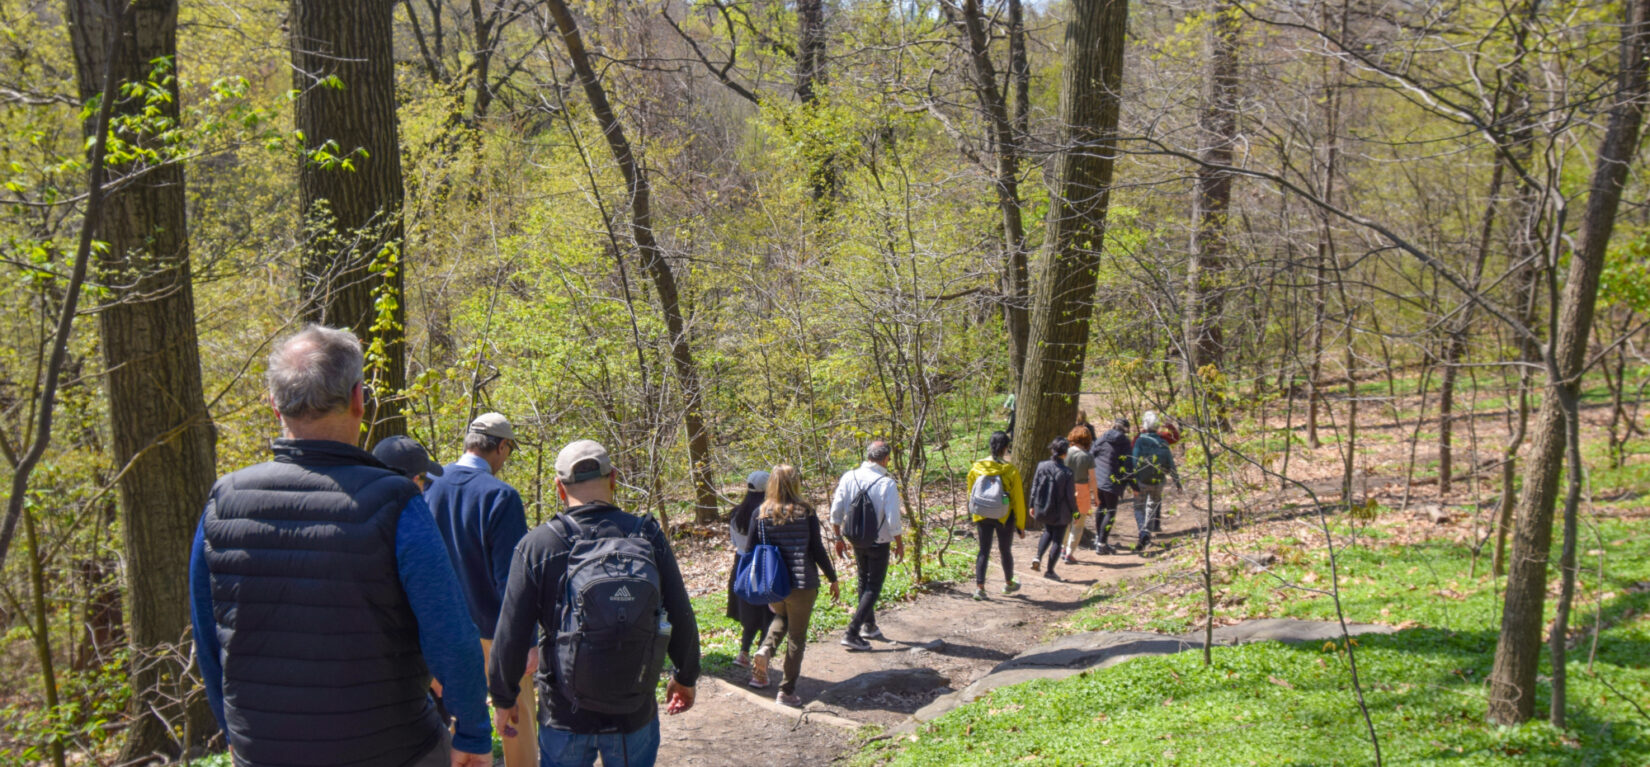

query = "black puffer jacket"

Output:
[[1029, 458, 1076, 526], [1091, 428, 1136, 494], [745, 510, 838, 591]]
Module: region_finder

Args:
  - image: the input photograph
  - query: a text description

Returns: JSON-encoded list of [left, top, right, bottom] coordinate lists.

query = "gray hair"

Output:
[[267, 325, 362, 420], [464, 432, 506, 454], [866, 440, 891, 462], [1141, 411, 1159, 432]]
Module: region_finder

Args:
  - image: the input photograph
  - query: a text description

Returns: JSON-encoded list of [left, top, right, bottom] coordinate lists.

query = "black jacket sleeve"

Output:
[[651, 524, 702, 687], [807, 515, 838, 584], [488, 543, 542, 710]]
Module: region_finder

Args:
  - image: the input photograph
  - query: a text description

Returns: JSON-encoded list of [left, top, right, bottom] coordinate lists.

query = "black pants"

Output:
[[1036, 524, 1068, 573], [1095, 489, 1120, 545], [975, 518, 1014, 585], [848, 543, 891, 638]]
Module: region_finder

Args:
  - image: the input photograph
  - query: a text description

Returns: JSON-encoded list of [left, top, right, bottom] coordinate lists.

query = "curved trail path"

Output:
[[655, 502, 1198, 765]]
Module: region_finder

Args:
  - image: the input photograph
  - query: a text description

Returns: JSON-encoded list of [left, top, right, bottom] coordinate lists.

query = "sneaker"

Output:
[[1002, 579, 1021, 594], [733, 652, 751, 669], [748, 650, 771, 688], [972, 588, 988, 601], [1097, 543, 1113, 556], [1030, 558, 1041, 572], [776, 691, 803, 707], [1063, 554, 1078, 565], [840, 634, 872, 652], [861, 625, 885, 641], [1132, 539, 1148, 554], [1044, 570, 1061, 581]]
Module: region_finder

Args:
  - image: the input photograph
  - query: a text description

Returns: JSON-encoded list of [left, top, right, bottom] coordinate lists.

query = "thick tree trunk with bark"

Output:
[[546, 0, 720, 523], [1185, 0, 1238, 380], [1488, 0, 1649, 725], [65, 0, 220, 759], [292, 0, 408, 443], [1011, 0, 1129, 488], [795, 0, 838, 205], [952, 0, 1030, 382]]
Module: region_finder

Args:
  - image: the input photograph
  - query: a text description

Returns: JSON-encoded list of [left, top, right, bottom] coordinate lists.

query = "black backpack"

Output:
[[840, 478, 884, 548], [550, 513, 671, 714]]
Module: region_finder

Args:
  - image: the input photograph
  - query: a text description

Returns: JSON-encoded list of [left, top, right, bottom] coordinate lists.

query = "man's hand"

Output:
[[452, 750, 490, 767], [894, 537, 905, 563], [828, 580, 841, 603], [495, 704, 519, 738], [1016, 528, 1026, 539], [833, 537, 847, 558], [665, 679, 696, 715]]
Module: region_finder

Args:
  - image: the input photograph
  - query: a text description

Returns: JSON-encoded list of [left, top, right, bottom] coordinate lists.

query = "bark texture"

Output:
[[1011, 0, 1130, 490], [65, 0, 219, 759], [1487, 0, 1649, 725], [545, 0, 720, 523], [1185, 0, 1238, 378], [292, 0, 408, 442]]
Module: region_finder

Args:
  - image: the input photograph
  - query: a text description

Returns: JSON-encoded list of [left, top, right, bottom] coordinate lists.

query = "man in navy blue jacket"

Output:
[[424, 411, 534, 766], [189, 325, 491, 767]]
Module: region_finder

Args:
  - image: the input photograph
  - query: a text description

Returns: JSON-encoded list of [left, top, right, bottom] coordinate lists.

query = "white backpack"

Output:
[[969, 473, 1010, 520]]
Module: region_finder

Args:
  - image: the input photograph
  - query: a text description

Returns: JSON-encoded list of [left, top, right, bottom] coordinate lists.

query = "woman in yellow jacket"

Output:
[[964, 431, 1027, 600]]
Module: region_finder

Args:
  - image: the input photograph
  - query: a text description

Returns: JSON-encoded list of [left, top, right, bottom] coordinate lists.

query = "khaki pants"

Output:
[[760, 587, 819, 695], [481, 637, 537, 767]]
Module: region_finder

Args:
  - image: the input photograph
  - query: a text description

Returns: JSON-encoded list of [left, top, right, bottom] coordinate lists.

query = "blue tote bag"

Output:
[[733, 517, 792, 604]]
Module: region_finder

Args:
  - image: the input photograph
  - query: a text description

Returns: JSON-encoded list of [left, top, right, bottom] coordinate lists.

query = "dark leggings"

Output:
[[1095, 490, 1119, 545], [975, 518, 1015, 585], [1036, 524, 1068, 572], [739, 622, 767, 656]]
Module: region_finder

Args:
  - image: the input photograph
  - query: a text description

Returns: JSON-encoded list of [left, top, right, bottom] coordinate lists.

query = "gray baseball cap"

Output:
[[555, 439, 612, 483], [746, 470, 771, 492], [468, 412, 518, 442], [372, 436, 443, 480]]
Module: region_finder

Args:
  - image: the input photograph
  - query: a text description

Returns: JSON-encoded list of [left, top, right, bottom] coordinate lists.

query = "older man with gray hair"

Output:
[[189, 325, 492, 767], [424, 411, 536, 767], [830, 440, 904, 651]]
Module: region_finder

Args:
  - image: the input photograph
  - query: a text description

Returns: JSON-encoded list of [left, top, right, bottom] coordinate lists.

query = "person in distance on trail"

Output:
[[1138, 409, 1181, 534], [726, 469, 771, 669], [424, 412, 535, 766], [749, 464, 841, 705], [189, 325, 492, 767], [1063, 427, 1098, 563], [830, 440, 904, 652], [1090, 417, 1135, 555], [1132, 411, 1184, 553], [373, 434, 444, 491], [965, 431, 1027, 600], [1030, 437, 1078, 581], [1074, 409, 1098, 444], [490, 439, 700, 766]]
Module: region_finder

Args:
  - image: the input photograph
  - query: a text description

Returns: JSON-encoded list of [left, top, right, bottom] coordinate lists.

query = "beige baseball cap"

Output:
[[468, 412, 518, 442], [555, 439, 612, 483]]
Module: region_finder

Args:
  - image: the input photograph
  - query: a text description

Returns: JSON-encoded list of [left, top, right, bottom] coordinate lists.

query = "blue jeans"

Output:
[[539, 719, 661, 767]]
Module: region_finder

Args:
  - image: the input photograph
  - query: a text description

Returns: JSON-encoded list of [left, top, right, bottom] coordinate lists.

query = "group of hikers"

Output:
[[188, 324, 1185, 767]]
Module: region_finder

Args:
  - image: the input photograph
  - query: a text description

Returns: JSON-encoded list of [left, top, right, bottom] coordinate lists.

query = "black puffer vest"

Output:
[[203, 439, 440, 767], [752, 512, 822, 590]]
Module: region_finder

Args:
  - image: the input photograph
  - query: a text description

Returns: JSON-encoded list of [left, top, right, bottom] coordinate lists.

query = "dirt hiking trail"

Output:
[[655, 502, 1197, 765]]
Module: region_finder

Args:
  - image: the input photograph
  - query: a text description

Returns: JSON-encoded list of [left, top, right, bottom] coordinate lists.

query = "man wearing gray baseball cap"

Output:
[[424, 413, 535, 766], [489, 439, 700, 766]]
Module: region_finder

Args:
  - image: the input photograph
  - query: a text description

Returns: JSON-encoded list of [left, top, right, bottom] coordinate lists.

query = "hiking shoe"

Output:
[[749, 651, 771, 688], [733, 652, 751, 669], [1063, 554, 1078, 565], [840, 634, 872, 652], [861, 625, 885, 641], [1044, 570, 1062, 581], [972, 588, 988, 601], [1002, 579, 1021, 594], [1132, 539, 1148, 554], [1030, 558, 1041, 572], [776, 691, 803, 707]]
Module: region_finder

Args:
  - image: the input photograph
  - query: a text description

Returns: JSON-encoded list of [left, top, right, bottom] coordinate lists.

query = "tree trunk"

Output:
[[292, 0, 408, 443], [64, 1, 220, 759], [545, 0, 720, 523], [1011, 0, 1129, 488], [1488, 0, 1649, 725], [952, 0, 1030, 382], [1185, 0, 1238, 382], [795, 0, 838, 206]]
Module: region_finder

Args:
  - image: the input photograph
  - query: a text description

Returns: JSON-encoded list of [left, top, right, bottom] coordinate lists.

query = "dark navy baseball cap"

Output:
[[372, 435, 444, 481]]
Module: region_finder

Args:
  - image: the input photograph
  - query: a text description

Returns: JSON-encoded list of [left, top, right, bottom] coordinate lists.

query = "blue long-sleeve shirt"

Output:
[[190, 495, 494, 755], [423, 453, 529, 639]]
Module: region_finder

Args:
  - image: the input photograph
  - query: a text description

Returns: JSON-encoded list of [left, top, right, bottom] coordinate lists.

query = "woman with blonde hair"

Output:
[[746, 465, 840, 706]]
